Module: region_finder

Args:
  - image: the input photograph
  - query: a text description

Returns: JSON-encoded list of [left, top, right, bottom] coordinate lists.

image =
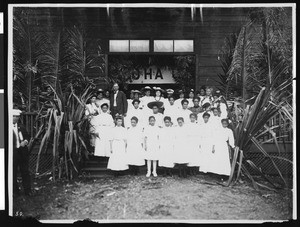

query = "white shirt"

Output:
[[13, 124, 20, 148], [176, 108, 193, 124], [113, 90, 119, 107]]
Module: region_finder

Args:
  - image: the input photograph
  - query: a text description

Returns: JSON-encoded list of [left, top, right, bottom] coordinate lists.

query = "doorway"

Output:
[[108, 54, 196, 98]]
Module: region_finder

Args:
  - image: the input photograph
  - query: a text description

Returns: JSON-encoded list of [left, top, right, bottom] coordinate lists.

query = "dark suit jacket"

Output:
[[110, 90, 128, 115], [13, 123, 30, 156]]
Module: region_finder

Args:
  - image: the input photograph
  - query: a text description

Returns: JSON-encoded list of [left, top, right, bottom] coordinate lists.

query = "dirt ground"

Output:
[[13, 173, 293, 221]]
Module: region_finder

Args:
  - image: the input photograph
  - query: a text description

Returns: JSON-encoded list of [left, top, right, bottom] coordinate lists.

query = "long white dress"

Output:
[[186, 122, 201, 167], [94, 113, 114, 157], [163, 103, 179, 126], [158, 126, 175, 168], [198, 121, 215, 173], [205, 127, 234, 176], [173, 125, 190, 164], [125, 126, 145, 166], [107, 126, 129, 171], [143, 125, 160, 161]]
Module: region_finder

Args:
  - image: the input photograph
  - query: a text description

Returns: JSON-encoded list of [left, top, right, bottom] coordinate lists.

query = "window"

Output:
[[153, 40, 194, 52], [153, 40, 174, 52], [109, 40, 150, 52], [174, 40, 194, 52], [109, 40, 129, 52], [130, 40, 149, 52]]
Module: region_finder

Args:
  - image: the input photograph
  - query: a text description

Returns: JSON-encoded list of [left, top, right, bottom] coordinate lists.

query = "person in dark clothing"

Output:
[[12, 109, 32, 196], [109, 83, 128, 119]]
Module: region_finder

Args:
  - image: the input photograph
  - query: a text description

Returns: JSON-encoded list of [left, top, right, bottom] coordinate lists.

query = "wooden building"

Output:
[[16, 5, 249, 94]]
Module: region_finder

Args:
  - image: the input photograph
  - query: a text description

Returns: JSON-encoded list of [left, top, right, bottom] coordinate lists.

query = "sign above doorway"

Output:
[[130, 66, 176, 84]]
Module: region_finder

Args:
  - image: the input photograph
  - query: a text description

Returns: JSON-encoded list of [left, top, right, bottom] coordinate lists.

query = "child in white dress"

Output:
[[126, 117, 145, 175], [186, 113, 201, 175], [209, 118, 235, 178], [158, 116, 175, 176], [173, 117, 189, 178], [107, 117, 129, 177], [144, 116, 160, 177], [94, 103, 114, 157], [198, 112, 214, 174]]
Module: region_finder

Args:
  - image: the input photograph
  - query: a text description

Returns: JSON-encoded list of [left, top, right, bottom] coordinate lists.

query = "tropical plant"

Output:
[[36, 84, 93, 181], [172, 55, 196, 91], [215, 33, 242, 99], [225, 7, 293, 190]]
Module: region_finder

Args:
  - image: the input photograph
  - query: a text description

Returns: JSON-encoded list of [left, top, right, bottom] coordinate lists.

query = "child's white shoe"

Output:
[[152, 172, 157, 177], [146, 172, 151, 177]]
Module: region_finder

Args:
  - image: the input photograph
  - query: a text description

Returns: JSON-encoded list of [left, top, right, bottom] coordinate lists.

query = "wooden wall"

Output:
[[20, 6, 249, 91]]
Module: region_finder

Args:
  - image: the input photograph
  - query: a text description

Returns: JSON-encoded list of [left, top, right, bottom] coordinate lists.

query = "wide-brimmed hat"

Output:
[[12, 109, 22, 116], [166, 89, 174, 94], [202, 102, 211, 109], [177, 89, 184, 94], [153, 87, 165, 92], [147, 101, 164, 109], [132, 90, 141, 94], [142, 86, 152, 91]]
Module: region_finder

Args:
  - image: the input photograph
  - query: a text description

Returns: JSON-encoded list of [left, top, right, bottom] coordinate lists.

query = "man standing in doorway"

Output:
[[110, 83, 128, 119], [13, 109, 32, 196]]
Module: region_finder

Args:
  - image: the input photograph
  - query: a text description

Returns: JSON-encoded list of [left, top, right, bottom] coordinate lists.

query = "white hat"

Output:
[[153, 87, 165, 92], [166, 89, 174, 94], [12, 109, 22, 116]]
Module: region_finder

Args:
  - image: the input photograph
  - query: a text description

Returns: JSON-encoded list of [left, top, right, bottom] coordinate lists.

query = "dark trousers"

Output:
[[13, 148, 31, 194]]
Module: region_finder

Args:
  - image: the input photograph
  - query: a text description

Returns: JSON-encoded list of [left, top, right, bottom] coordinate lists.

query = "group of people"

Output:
[[86, 83, 235, 178]]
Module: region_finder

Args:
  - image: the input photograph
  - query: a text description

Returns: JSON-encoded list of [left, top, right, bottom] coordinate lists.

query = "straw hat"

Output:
[[132, 90, 141, 94], [147, 101, 164, 109], [142, 86, 152, 91], [166, 89, 174, 94], [153, 87, 165, 92]]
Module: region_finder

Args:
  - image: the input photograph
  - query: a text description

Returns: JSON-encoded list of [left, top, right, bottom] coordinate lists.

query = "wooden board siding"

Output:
[[19, 6, 249, 91]]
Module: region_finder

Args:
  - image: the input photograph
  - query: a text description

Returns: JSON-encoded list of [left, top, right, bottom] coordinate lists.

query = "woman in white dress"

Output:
[[201, 87, 215, 107], [124, 99, 144, 129], [140, 86, 154, 116], [158, 116, 175, 176], [85, 94, 100, 150], [173, 117, 189, 178], [210, 107, 222, 130], [177, 99, 193, 124], [209, 118, 235, 178], [144, 116, 160, 177], [174, 89, 185, 109], [186, 113, 201, 175], [198, 112, 214, 174], [153, 87, 166, 113], [94, 103, 114, 157], [187, 89, 195, 108], [126, 116, 145, 175], [163, 96, 179, 126], [107, 117, 129, 177], [147, 101, 164, 128]]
